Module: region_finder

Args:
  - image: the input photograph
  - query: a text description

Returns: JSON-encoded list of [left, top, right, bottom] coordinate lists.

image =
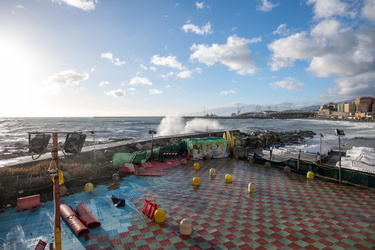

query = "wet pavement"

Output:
[[1, 158, 374, 249]]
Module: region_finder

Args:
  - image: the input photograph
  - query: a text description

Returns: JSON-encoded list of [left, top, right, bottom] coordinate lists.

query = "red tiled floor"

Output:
[[3, 158, 374, 249]]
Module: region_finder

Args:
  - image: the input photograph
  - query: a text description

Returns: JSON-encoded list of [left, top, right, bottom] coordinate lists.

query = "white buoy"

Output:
[[180, 218, 192, 235], [248, 182, 256, 193], [209, 168, 216, 176]]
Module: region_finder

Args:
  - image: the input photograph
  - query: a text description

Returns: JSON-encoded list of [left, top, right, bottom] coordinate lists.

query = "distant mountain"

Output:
[[298, 99, 356, 112], [298, 105, 320, 111], [185, 99, 356, 116]]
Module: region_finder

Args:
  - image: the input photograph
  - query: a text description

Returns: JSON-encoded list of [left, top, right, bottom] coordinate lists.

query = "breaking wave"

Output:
[[157, 115, 224, 136]]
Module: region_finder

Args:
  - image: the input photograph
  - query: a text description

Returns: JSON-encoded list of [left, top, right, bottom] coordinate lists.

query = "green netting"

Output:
[[253, 153, 375, 188], [161, 144, 179, 153], [181, 137, 228, 151], [112, 147, 160, 166]]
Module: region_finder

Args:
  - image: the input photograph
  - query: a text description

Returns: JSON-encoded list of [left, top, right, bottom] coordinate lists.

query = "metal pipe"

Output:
[[52, 133, 62, 250]]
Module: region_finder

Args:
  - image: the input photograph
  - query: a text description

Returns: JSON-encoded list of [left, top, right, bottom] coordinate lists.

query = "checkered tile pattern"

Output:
[[84, 158, 375, 249], [1, 158, 374, 249]]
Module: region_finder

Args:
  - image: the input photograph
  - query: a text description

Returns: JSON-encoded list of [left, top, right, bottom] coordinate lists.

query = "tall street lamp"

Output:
[[149, 130, 157, 160], [334, 129, 345, 183]]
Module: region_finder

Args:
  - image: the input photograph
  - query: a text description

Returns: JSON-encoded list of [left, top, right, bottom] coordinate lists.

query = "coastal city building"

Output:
[[313, 96, 374, 120], [355, 96, 374, 113]]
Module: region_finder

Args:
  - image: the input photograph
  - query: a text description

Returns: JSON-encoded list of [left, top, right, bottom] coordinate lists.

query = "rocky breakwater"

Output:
[[232, 129, 316, 149]]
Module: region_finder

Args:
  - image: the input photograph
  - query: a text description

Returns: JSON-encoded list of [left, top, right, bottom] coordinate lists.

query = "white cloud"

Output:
[[196, 2, 204, 9], [362, 0, 375, 22], [151, 55, 184, 70], [220, 90, 236, 95], [44, 70, 89, 94], [106, 89, 125, 97], [100, 52, 126, 66], [149, 88, 163, 95], [268, 1, 375, 100], [50, 70, 89, 86], [177, 70, 192, 79], [53, 0, 98, 12], [325, 72, 375, 100], [129, 76, 152, 86], [270, 77, 304, 90], [182, 22, 212, 35], [256, 0, 279, 12], [99, 81, 110, 87], [15, 4, 25, 9], [140, 64, 147, 70], [306, 0, 349, 19], [160, 72, 175, 78], [190, 35, 261, 75], [272, 24, 292, 36]]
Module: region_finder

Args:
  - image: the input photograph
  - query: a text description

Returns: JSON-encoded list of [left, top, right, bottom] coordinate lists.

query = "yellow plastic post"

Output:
[[193, 163, 200, 170], [154, 209, 166, 223], [85, 183, 94, 193], [307, 171, 314, 179], [192, 177, 200, 186], [225, 174, 232, 183], [51, 170, 64, 185]]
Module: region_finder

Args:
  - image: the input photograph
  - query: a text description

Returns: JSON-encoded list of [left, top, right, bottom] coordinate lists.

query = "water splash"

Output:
[[156, 115, 224, 136]]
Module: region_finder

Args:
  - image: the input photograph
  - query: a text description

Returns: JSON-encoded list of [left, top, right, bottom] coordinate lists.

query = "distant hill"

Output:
[[298, 105, 320, 111], [185, 99, 356, 116], [298, 99, 355, 112]]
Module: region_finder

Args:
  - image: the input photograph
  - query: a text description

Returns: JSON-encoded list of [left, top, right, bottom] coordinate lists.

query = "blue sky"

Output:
[[0, 0, 374, 117]]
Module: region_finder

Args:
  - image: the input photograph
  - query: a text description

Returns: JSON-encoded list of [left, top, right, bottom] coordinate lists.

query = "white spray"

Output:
[[157, 114, 224, 136]]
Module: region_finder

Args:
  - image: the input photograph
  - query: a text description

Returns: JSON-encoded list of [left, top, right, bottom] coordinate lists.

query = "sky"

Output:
[[0, 0, 374, 117]]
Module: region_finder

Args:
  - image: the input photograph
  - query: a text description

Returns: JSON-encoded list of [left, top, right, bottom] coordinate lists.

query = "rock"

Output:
[[112, 173, 120, 181], [90, 150, 107, 163], [104, 149, 116, 158], [60, 186, 68, 196]]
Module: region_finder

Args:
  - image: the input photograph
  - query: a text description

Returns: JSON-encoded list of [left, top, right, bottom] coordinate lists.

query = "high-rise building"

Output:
[[344, 102, 356, 113], [355, 97, 374, 112], [337, 103, 345, 112]]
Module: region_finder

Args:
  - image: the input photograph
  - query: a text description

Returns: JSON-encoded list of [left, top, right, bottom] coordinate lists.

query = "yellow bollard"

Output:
[[248, 182, 256, 193], [180, 218, 192, 235], [193, 163, 200, 170], [307, 171, 314, 179], [225, 174, 232, 183], [154, 209, 166, 223], [192, 177, 200, 186], [209, 168, 216, 176], [85, 183, 94, 193]]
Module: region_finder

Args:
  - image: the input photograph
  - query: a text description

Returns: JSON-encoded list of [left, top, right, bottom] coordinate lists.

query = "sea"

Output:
[[1, 115, 375, 160]]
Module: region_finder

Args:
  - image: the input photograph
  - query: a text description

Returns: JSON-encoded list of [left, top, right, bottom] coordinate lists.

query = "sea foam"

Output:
[[157, 115, 223, 136]]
